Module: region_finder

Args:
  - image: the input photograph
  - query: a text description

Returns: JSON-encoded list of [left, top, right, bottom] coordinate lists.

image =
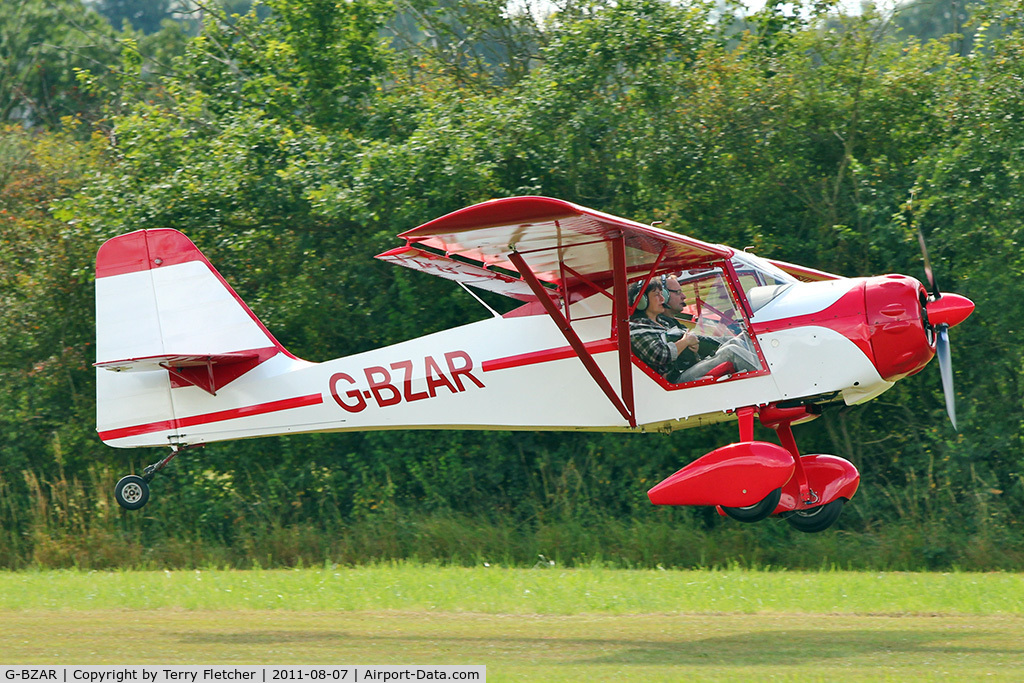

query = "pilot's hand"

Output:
[[674, 331, 700, 353]]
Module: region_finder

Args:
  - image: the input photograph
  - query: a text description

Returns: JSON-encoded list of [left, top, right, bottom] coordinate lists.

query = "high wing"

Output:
[[767, 258, 843, 283], [377, 196, 736, 428], [376, 196, 733, 302]]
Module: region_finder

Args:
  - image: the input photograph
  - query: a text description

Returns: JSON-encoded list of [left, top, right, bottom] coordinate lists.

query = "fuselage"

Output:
[[97, 258, 946, 448]]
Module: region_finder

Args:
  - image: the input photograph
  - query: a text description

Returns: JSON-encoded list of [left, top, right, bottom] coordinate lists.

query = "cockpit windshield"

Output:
[[729, 252, 799, 314], [730, 251, 798, 288], [672, 268, 752, 342]]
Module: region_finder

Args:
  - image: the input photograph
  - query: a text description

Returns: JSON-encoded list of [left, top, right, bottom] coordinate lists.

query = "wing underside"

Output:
[[376, 196, 732, 302]]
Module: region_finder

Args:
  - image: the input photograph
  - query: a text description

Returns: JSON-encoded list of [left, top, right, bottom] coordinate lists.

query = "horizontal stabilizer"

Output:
[[96, 352, 264, 373], [95, 348, 279, 395]]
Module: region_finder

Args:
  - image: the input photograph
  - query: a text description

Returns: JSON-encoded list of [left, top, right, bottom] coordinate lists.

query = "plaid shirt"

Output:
[[629, 316, 679, 375]]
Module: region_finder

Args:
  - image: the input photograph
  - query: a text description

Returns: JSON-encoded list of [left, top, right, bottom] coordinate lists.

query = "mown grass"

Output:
[[1, 567, 1022, 681], [2, 610, 1023, 681], [1, 565, 1023, 615]]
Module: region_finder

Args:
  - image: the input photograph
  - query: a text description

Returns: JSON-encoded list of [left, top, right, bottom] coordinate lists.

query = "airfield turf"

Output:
[[1, 567, 1022, 681]]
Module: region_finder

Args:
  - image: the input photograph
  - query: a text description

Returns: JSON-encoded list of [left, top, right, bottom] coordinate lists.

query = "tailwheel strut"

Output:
[[114, 443, 202, 511]]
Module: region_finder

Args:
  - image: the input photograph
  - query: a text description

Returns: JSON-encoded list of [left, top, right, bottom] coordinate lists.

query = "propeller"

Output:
[[934, 323, 956, 430], [915, 225, 972, 430], [916, 228, 941, 302]]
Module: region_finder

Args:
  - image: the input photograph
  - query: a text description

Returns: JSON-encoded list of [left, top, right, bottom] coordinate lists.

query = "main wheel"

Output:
[[722, 487, 782, 523], [114, 475, 150, 510], [785, 498, 844, 533]]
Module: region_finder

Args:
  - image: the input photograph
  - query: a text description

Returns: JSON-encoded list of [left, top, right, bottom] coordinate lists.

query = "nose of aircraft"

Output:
[[926, 293, 974, 329], [864, 275, 935, 381], [859, 275, 973, 429]]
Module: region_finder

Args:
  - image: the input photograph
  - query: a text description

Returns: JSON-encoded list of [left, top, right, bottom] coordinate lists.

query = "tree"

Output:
[[893, 0, 979, 53], [0, 0, 120, 128], [94, 0, 175, 35], [6, 0, 1024, 568], [0, 124, 108, 477]]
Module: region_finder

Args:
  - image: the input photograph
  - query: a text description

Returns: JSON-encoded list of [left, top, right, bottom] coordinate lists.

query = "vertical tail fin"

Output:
[[95, 229, 293, 446]]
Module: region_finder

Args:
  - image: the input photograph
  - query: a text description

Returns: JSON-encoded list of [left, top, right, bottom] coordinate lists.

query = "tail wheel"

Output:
[[114, 475, 150, 510], [785, 498, 844, 533], [722, 487, 782, 523]]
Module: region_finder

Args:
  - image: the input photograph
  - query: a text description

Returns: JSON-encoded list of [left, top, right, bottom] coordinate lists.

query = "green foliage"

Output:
[[0, 0, 121, 128], [3, 0, 1024, 569], [0, 125, 108, 474], [94, 0, 176, 34], [894, 0, 979, 51], [390, 0, 544, 90]]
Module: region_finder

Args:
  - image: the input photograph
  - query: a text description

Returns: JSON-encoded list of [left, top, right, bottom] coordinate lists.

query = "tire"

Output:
[[114, 475, 150, 510], [785, 498, 844, 533], [723, 487, 782, 523]]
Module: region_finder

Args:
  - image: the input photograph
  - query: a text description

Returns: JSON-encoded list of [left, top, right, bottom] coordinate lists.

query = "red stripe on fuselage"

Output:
[[482, 339, 617, 372], [98, 393, 324, 442]]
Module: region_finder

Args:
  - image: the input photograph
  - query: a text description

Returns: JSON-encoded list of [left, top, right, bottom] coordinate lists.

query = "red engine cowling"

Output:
[[864, 275, 934, 381]]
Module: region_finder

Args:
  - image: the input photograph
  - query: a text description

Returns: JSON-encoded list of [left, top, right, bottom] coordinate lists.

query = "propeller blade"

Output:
[[935, 324, 957, 430], [916, 227, 941, 301]]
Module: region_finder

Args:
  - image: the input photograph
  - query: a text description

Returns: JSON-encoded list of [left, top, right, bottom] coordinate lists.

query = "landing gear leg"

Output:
[[114, 444, 199, 510], [759, 408, 858, 533]]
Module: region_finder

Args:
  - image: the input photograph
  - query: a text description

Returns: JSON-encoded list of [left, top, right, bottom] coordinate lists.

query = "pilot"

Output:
[[628, 280, 759, 383], [659, 275, 694, 328], [628, 280, 700, 376], [659, 274, 722, 359]]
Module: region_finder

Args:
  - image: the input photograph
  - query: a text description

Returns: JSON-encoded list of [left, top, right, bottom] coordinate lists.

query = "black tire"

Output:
[[785, 498, 844, 533], [723, 487, 782, 523], [114, 475, 150, 510]]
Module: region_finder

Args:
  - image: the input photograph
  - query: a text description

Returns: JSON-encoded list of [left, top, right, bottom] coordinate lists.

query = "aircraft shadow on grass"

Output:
[[176, 631, 343, 645], [574, 629, 1007, 666], [175, 628, 1013, 666]]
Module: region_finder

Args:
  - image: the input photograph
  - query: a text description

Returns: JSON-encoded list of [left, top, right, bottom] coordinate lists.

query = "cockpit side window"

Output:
[[627, 268, 764, 386], [730, 252, 798, 290]]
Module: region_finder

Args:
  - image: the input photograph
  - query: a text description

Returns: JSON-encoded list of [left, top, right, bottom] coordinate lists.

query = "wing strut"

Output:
[[612, 235, 636, 427], [508, 250, 637, 428]]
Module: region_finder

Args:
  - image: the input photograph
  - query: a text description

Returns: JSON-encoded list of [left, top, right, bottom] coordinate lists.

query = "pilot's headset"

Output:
[[628, 281, 653, 312]]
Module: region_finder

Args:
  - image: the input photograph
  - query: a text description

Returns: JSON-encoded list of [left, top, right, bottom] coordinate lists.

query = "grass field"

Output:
[[1, 566, 1022, 681]]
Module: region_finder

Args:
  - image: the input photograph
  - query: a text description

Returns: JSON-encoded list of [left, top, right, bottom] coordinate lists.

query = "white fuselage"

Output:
[[98, 266, 889, 448]]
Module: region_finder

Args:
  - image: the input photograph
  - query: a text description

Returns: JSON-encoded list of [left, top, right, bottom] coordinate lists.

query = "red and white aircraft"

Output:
[[96, 196, 973, 532]]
